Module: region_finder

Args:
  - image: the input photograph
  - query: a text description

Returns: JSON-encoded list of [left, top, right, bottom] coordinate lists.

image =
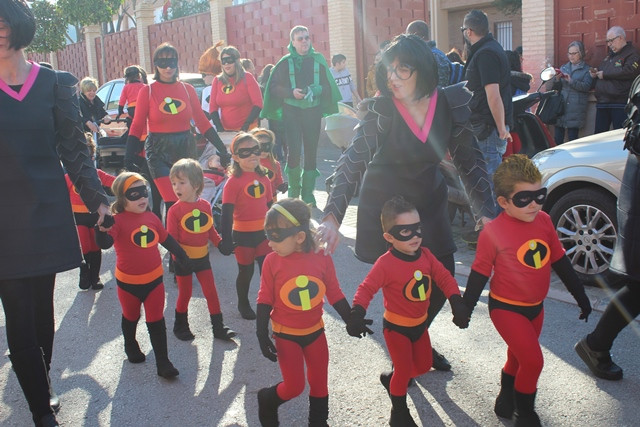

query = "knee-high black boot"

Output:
[[494, 370, 515, 418], [173, 309, 195, 341], [146, 318, 179, 378], [87, 251, 103, 290], [257, 385, 287, 427], [308, 395, 329, 427], [78, 259, 91, 290], [236, 263, 256, 319], [513, 390, 541, 427], [121, 316, 145, 363], [389, 394, 418, 427], [210, 313, 237, 340], [9, 347, 58, 426]]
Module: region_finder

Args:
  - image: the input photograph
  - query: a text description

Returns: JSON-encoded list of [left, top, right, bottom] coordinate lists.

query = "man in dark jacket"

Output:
[[592, 26, 640, 133]]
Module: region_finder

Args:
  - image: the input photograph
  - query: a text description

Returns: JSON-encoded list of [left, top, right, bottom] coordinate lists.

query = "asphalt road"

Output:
[[1, 137, 639, 426]]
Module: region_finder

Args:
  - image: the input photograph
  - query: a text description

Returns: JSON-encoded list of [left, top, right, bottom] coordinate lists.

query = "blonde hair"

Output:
[[79, 76, 98, 94], [251, 127, 277, 165], [493, 154, 542, 198], [84, 132, 96, 157], [110, 172, 147, 214], [170, 158, 204, 196]]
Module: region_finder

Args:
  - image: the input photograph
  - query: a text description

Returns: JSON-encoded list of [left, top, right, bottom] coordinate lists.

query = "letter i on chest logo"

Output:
[[297, 276, 311, 310], [192, 209, 201, 232], [131, 225, 159, 248], [404, 270, 432, 302]]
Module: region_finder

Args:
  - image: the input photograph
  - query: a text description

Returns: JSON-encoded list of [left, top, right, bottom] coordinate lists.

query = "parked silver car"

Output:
[[532, 129, 628, 285]]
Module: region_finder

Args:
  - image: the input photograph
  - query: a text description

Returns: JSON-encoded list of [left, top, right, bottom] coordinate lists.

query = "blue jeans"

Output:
[[475, 127, 508, 178], [554, 126, 579, 145]]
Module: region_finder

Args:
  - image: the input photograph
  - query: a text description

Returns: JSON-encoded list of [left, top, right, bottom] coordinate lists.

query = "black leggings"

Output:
[[589, 280, 640, 351], [426, 253, 454, 329], [0, 275, 55, 369], [283, 104, 322, 170]]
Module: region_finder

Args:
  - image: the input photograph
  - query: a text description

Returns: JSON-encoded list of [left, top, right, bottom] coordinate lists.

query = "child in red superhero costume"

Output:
[[96, 172, 191, 379], [117, 65, 145, 125], [347, 196, 469, 427], [66, 135, 115, 290], [461, 155, 592, 426], [167, 158, 236, 341], [255, 198, 354, 426], [252, 128, 288, 201], [218, 133, 273, 319]]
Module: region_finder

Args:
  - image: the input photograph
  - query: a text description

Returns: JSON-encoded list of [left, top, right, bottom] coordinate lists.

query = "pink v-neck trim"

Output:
[[393, 91, 438, 143], [0, 61, 40, 102]]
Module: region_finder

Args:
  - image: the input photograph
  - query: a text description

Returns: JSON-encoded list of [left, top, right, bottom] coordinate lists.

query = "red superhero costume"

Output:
[[260, 157, 284, 200], [353, 247, 460, 396], [118, 81, 145, 118], [209, 73, 263, 131], [257, 251, 346, 400], [167, 198, 224, 314]]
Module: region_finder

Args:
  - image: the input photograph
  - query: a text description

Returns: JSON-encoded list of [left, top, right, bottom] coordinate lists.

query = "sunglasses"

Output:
[[155, 58, 178, 69], [295, 35, 311, 42], [265, 226, 303, 242], [508, 188, 547, 208], [387, 222, 422, 241], [234, 145, 262, 159], [260, 141, 273, 152], [125, 186, 149, 201], [221, 56, 236, 65]]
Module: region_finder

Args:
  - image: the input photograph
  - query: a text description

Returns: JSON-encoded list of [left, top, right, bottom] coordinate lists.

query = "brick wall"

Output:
[[56, 42, 89, 80], [97, 28, 139, 82], [148, 12, 213, 74], [25, 51, 48, 64], [225, 0, 330, 75]]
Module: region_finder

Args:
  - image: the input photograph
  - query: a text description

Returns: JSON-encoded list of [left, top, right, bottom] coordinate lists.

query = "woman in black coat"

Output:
[[79, 76, 111, 133]]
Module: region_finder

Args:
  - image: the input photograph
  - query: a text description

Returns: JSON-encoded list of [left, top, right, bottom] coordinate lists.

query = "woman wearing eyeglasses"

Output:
[[317, 34, 496, 373], [548, 41, 593, 144], [208, 46, 263, 133], [126, 42, 230, 213]]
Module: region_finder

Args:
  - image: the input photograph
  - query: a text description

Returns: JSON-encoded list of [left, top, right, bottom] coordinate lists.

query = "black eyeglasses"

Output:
[[606, 35, 621, 44], [460, 26, 468, 33], [265, 226, 303, 242], [155, 58, 178, 69], [508, 188, 547, 208], [260, 141, 273, 152], [386, 63, 416, 80], [125, 186, 149, 201], [221, 56, 235, 65], [234, 145, 262, 159]]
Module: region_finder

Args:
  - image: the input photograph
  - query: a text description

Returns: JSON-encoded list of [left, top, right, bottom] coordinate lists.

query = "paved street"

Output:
[[1, 136, 639, 426]]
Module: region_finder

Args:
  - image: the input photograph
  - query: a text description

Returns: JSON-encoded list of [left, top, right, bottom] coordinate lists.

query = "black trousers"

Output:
[[589, 280, 640, 351], [283, 104, 322, 170]]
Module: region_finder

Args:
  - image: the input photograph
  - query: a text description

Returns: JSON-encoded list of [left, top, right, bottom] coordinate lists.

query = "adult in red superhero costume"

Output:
[[0, 2, 110, 425], [317, 34, 496, 371], [462, 155, 591, 426], [255, 199, 353, 427], [125, 43, 230, 213]]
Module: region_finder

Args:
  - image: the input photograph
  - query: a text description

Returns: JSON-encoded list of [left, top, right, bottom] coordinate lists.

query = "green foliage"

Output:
[[28, 0, 67, 53], [57, 0, 124, 27], [164, 0, 210, 21], [492, 0, 521, 15]]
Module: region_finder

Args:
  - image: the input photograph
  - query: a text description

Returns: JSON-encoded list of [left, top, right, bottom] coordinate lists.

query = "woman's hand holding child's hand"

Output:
[[346, 305, 374, 338], [449, 294, 471, 329]]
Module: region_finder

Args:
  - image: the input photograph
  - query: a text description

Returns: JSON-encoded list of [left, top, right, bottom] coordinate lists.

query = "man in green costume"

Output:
[[261, 25, 342, 206]]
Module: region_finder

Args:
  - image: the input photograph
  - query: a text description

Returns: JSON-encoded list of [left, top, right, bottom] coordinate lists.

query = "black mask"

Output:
[[388, 222, 422, 241], [265, 226, 304, 242], [508, 188, 547, 208], [235, 145, 262, 159], [125, 186, 149, 201], [155, 58, 178, 69]]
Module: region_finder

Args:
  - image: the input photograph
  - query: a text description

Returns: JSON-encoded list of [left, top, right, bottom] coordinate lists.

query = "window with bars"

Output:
[[495, 21, 513, 50]]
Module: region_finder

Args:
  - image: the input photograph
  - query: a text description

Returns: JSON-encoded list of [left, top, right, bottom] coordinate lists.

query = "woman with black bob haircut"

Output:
[[126, 42, 230, 217], [1, 1, 111, 426], [318, 33, 497, 380]]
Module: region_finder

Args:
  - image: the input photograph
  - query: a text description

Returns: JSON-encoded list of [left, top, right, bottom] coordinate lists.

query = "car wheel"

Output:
[[548, 187, 618, 286]]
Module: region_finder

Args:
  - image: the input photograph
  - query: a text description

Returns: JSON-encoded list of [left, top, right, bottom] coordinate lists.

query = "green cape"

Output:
[[260, 41, 342, 121]]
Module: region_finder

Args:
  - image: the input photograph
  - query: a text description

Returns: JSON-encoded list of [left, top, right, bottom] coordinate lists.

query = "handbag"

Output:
[[536, 91, 565, 125]]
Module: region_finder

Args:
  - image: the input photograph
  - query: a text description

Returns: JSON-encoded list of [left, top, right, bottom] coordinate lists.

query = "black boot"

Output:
[[494, 370, 515, 418], [8, 347, 57, 425], [210, 313, 237, 340], [173, 310, 195, 341], [380, 371, 392, 396], [147, 318, 179, 379], [308, 395, 329, 427], [431, 347, 451, 371], [47, 373, 60, 413], [78, 260, 91, 290], [87, 251, 104, 290], [513, 390, 541, 427], [121, 316, 145, 363], [35, 413, 59, 426], [389, 394, 418, 427], [258, 384, 287, 426], [237, 264, 256, 319], [574, 336, 623, 380]]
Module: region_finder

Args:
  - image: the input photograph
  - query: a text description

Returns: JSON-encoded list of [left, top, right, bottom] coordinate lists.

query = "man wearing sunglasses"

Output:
[[261, 25, 342, 207], [591, 26, 640, 134]]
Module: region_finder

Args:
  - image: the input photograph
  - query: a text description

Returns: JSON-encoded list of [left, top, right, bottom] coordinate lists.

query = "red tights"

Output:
[[274, 332, 329, 400], [491, 308, 544, 394], [118, 283, 166, 323], [383, 328, 432, 396], [175, 269, 221, 314]]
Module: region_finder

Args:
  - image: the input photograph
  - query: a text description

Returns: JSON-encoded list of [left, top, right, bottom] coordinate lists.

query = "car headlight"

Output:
[[532, 149, 559, 168]]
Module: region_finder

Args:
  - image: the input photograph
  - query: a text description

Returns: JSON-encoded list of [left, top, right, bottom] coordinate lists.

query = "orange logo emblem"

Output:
[[516, 239, 550, 269], [280, 275, 326, 311], [403, 270, 432, 302], [130, 224, 159, 248]]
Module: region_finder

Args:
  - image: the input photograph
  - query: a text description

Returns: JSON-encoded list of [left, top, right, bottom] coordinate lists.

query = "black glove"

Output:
[[256, 303, 277, 362], [124, 135, 144, 172], [552, 255, 592, 322], [173, 254, 194, 273], [346, 305, 374, 338], [210, 111, 225, 133], [241, 106, 261, 131], [218, 238, 234, 256], [94, 228, 114, 249], [117, 105, 124, 119], [332, 298, 351, 323], [219, 151, 232, 168], [100, 214, 115, 229], [576, 293, 592, 322], [449, 294, 471, 329], [277, 182, 288, 194]]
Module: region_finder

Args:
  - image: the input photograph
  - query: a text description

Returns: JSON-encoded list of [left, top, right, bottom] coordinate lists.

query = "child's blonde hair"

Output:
[[251, 127, 277, 164], [170, 158, 204, 196], [84, 132, 96, 158], [493, 154, 542, 199], [264, 198, 316, 253], [111, 172, 148, 214], [229, 132, 267, 177], [380, 196, 418, 233]]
